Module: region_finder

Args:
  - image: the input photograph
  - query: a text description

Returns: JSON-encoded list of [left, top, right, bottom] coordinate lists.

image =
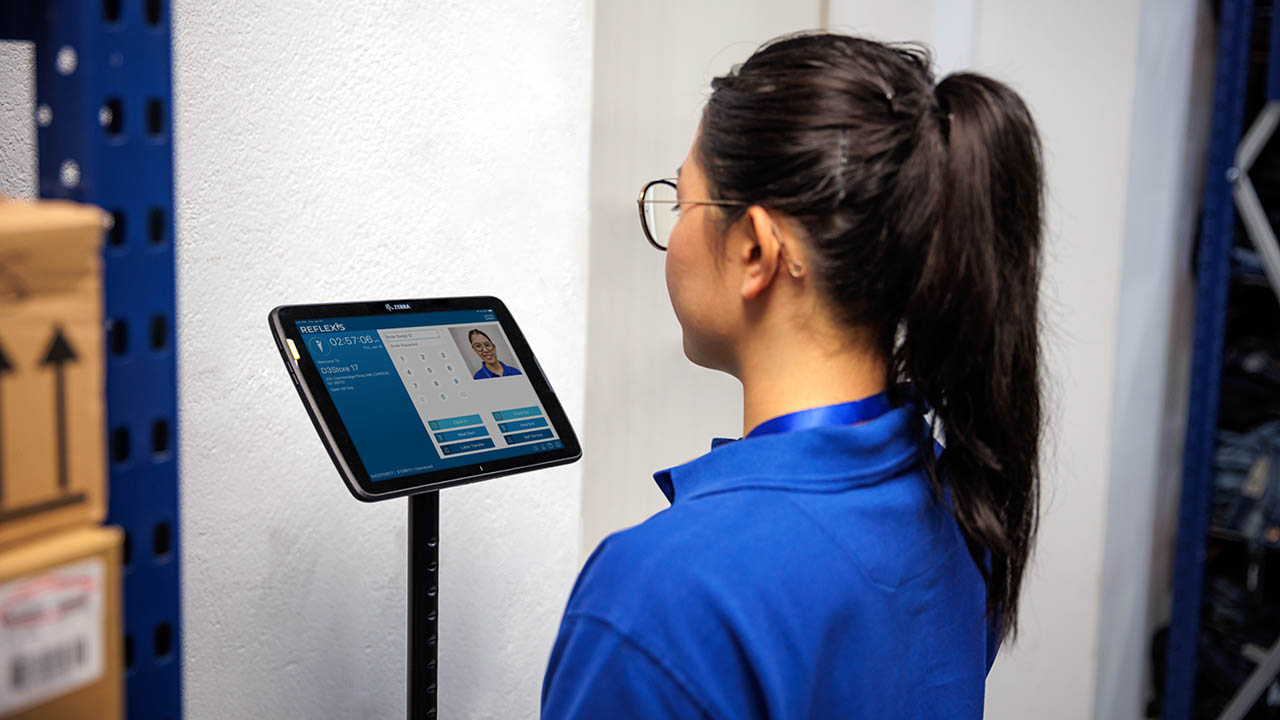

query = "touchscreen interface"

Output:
[[295, 309, 563, 482]]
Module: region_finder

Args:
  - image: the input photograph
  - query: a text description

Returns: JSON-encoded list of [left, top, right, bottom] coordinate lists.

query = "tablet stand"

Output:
[[408, 491, 440, 718]]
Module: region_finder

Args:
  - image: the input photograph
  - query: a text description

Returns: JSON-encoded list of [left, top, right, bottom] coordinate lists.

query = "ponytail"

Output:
[[699, 34, 1044, 641], [902, 73, 1043, 640]]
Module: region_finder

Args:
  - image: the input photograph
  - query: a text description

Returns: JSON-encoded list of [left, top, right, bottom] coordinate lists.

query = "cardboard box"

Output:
[[0, 201, 107, 548], [0, 525, 122, 719]]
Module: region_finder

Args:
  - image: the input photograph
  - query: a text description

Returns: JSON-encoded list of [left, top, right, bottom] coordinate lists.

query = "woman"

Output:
[[542, 32, 1042, 719], [469, 328, 523, 379]]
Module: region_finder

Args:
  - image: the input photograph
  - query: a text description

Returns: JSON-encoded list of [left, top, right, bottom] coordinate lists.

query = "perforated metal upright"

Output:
[[0, 1, 182, 718], [408, 492, 440, 719]]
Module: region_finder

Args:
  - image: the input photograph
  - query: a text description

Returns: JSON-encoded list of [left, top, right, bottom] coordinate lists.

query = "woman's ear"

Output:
[[738, 205, 784, 300]]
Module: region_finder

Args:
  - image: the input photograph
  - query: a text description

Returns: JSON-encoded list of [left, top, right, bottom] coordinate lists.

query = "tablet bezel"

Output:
[[269, 296, 581, 502]]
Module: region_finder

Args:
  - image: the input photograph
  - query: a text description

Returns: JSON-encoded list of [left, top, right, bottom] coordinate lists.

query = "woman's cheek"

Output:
[[665, 232, 688, 322], [665, 229, 711, 363]]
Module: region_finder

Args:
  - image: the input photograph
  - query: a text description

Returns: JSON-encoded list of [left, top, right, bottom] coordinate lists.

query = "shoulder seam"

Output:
[[561, 611, 723, 720], [779, 492, 956, 591]]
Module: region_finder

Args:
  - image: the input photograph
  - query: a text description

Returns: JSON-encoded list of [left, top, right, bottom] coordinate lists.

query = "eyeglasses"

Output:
[[635, 178, 805, 277], [636, 178, 746, 251]]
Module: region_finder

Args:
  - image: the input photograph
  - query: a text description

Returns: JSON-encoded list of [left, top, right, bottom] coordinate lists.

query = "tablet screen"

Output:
[[294, 308, 564, 482]]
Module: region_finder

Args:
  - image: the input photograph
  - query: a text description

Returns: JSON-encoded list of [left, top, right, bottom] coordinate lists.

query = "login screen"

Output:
[[296, 309, 562, 481]]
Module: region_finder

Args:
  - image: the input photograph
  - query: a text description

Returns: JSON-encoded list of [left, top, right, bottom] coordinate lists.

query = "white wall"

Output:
[[0, 41, 35, 199], [827, 0, 934, 48], [171, 2, 591, 718], [0, 4, 593, 716], [582, 0, 823, 554], [1098, 2, 1213, 717]]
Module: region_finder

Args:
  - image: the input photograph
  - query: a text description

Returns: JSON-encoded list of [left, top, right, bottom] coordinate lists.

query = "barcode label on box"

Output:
[[0, 557, 104, 715]]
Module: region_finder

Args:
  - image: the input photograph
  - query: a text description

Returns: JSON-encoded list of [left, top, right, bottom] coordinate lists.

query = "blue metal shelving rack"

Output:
[[1165, 0, 1280, 718], [1, 1, 181, 718]]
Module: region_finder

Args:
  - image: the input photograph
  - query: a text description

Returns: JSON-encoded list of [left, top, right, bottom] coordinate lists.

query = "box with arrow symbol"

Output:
[[0, 200, 107, 549]]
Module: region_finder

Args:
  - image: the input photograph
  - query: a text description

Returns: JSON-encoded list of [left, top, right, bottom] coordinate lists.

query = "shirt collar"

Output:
[[653, 405, 922, 504]]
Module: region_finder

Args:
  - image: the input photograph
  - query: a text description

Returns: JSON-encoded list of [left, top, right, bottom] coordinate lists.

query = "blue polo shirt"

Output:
[[473, 361, 522, 379], [542, 403, 997, 719]]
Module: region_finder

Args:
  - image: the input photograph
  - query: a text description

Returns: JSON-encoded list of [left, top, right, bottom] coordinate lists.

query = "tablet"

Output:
[[269, 297, 581, 501]]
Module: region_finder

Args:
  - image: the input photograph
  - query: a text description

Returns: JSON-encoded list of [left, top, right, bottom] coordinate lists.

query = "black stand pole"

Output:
[[408, 491, 439, 718]]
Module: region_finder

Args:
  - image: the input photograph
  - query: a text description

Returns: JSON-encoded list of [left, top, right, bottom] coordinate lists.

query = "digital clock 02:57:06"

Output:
[[328, 335, 376, 346]]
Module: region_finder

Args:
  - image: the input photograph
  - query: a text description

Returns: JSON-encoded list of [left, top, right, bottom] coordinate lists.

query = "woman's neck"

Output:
[[735, 333, 887, 437], [485, 360, 504, 373]]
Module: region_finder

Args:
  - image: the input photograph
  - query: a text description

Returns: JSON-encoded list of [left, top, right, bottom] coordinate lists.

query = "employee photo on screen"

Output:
[[451, 325, 523, 380]]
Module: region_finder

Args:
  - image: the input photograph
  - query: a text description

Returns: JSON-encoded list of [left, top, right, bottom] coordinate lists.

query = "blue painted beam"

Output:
[[27, 0, 182, 718], [1269, 0, 1280, 100], [1164, 1, 1256, 718]]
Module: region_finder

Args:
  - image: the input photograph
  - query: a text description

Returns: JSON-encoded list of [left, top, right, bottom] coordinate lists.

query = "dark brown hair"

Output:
[[698, 32, 1043, 640]]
